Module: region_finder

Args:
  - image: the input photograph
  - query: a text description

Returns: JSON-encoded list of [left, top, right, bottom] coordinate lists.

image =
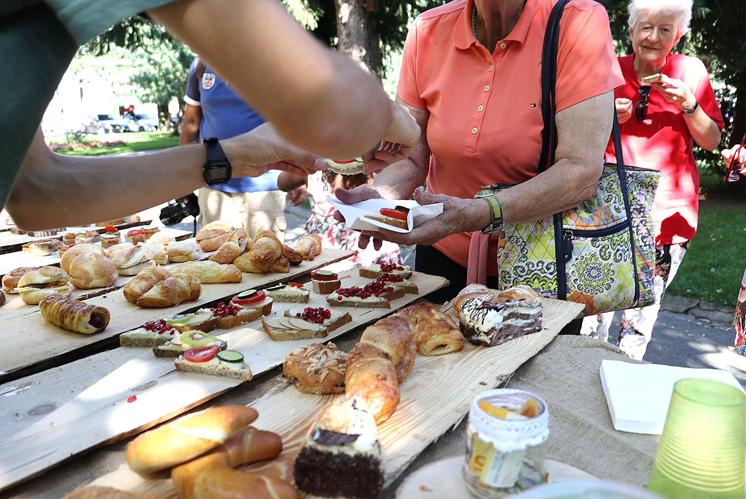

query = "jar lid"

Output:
[[469, 389, 549, 452]]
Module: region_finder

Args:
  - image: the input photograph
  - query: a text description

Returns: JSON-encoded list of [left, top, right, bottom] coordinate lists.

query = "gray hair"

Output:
[[627, 0, 693, 37]]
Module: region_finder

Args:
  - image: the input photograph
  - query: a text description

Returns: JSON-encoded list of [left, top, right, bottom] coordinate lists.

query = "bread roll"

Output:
[[60, 243, 104, 274], [2, 266, 39, 293], [136, 275, 201, 308], [397, 302, 465, 356], [68, 253, 118, 289], [295, 234, 322, 260], [123, 266, 171, 304], [125, 406, 258, 474], [209, 240, 246, 264]]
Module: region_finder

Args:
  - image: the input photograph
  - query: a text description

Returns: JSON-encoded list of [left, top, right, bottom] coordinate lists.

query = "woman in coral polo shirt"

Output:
[[337, 0, 623, 306], [582, 0, 724, 359]]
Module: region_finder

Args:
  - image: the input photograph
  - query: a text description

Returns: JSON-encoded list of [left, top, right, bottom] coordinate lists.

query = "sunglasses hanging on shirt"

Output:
[[635, 85, 651, 122]]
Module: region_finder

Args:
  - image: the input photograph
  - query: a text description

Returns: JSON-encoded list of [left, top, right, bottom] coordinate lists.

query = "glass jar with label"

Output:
[[463, 389, 549, 498]]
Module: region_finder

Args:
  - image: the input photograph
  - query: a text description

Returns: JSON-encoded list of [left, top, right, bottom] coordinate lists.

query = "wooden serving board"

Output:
[[0, 270, 450, 492], [79, 298, 584, 498], [0, 248, 353, 380]]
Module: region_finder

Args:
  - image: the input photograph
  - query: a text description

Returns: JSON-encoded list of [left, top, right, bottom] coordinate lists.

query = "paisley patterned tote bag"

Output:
[[495, 0, 659, 316]]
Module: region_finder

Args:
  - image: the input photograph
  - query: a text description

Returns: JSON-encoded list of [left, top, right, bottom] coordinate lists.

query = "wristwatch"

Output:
[[202, 138, 232, 186], [475, 189, 504, 234], [682, 101, 699, 115]]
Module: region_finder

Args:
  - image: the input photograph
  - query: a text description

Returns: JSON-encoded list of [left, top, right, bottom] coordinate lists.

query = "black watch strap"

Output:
[[203, 138, 232, 186]]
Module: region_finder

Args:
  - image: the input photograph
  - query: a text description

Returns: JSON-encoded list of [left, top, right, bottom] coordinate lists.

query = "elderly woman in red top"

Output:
[[338, 0, 623, 311], [582, 0, 724, 359]]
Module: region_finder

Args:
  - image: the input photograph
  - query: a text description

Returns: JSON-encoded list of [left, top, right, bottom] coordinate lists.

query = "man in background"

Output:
[[181, 58, 287, 239]]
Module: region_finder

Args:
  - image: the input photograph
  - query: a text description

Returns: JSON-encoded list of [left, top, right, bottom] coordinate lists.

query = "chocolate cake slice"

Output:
[[294, 398, 383, 499], [457, 286, 543, 347]]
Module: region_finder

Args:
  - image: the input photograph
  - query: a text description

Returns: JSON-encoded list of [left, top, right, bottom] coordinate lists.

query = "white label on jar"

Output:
[[483, 448, 526, 488]]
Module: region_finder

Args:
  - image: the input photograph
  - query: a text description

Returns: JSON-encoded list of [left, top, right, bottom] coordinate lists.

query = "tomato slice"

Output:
[[232, 289, 266, 306], [288, 282, 304, 288], [379, 208, 408, 221], [104, 225, 117, 233], [311, 270, 338, 282], [184, 345, 220, 363]]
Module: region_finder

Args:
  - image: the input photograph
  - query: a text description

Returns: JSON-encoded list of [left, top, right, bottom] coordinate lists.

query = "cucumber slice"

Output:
[[217, 350, 244, 363], [266, 283, 286, 291]]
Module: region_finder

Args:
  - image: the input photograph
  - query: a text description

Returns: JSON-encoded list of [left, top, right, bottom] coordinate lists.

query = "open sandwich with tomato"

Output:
[[365, 206, 410, 230], [230, 289, 273, 315], [153, 329, 227, 358], [175, 345, 252, 381], [265, 281, 310, 303]]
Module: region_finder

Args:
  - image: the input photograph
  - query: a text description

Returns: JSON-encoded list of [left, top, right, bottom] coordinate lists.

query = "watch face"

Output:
[[206, 164, 231, 184]]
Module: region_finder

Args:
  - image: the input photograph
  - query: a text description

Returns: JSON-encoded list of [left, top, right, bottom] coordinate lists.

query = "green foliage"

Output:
[[52, 132, 179, 156]]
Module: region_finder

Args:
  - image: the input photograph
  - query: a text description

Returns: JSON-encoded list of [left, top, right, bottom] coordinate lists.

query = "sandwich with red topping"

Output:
[[311, 269, 341, 294], [120, 319, 179, 347], [284, 306, 352, 332], [208, 300, 263, 329], [358, 261, 412, 279], [262, 306, 350, 341], [364, 206, 410, 230], [372, 272, 418, 294], [230, 289, 273, 315], [174, 346, 252, 381], [326, 280, 404, 308]]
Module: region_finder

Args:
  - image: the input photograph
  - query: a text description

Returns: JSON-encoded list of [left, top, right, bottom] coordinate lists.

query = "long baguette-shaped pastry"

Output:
[[172, 427, 283, 499], [39, 294, 110, 334], [123, 266, 172, 304], [136, 275, 201, 308], [126, 406, 258, 474], [397, 302, 465, 356], [345, 343, 400, 424], [170, 261, 243, 284], [358, 314, 415, 383]]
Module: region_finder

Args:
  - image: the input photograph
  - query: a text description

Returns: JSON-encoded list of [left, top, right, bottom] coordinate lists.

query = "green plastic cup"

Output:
[[648, 378, 746, 499]]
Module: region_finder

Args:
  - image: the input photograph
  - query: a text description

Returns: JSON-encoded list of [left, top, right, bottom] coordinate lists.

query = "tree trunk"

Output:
[[334, 0, 382, 78]]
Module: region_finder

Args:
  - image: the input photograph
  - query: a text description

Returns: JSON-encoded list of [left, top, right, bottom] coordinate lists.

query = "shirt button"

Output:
[[483, 84, 490, 92], [499, 42, 507, 49], [471, 127, 479, 135], [488, 64, 494, 71], [477, 104, 484, 112]]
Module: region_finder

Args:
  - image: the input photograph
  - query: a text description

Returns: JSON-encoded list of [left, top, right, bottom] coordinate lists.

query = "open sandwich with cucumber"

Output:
[[174, 344, 252, 381]]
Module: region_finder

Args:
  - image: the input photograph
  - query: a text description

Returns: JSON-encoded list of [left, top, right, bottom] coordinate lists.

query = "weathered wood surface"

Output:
[[79, 299, 584, 498], [0, 270, 452, 492], [0, 248, 353, 379]]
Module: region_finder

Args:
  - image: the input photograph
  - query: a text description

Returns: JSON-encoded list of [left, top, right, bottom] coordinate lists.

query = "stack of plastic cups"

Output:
[[648, 378, 746, 499]]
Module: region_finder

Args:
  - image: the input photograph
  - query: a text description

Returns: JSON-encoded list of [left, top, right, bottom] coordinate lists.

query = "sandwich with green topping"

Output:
[[174, 346, 252, 381]]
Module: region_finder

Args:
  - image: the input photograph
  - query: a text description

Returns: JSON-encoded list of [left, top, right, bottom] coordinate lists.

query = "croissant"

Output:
[[39, 293, 110, 334], [345, 343, 400, 424], [170, 261, 243, 284], [359, 315, 415, 383], [105, 242, 136, 266], [233, 231, 285, 274], [295, 234, 322, 260], [68, 253, 118, 289], [196, 221, 235, 252], [123, 266, 171, 304], [397, 302, 465, 356], [210, 240, 247, 264], [60, 243, 104, 274], [167, 240, 200, 263], [139, 243, 168, 265], [136, 275, 201, 308], [271, 256, 291, 273], [282, 245, 303, 266]]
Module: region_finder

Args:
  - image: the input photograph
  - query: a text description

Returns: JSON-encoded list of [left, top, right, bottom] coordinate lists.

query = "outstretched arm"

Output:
[[6, 124, 324, 230], [149, 0, 419, 159]]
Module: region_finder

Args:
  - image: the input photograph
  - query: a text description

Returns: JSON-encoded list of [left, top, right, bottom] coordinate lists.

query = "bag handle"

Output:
[[724, 132, 746, 183]]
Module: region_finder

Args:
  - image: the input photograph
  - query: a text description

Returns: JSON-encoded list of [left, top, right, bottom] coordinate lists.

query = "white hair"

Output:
[[627, 0, 693, 37]]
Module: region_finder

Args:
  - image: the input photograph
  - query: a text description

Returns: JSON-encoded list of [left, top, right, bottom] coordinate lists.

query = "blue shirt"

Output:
[[185, 58, 279, 193]]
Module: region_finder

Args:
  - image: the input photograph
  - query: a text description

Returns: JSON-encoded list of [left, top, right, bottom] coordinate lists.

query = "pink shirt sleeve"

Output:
[[555, 4, 624, 112], [397, 20, 426, 110]]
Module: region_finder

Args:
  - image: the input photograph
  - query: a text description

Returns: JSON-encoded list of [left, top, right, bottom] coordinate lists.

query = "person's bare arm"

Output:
[[277, 172, 307, 192], [149, 0, 418, 159], [496, 91, 613, 223], [180, 104, 202, 145], [6, 125, 324, 230]]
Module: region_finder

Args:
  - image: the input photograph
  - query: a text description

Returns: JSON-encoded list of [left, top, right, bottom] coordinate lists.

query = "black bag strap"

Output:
[[540, 0, 640, 303]]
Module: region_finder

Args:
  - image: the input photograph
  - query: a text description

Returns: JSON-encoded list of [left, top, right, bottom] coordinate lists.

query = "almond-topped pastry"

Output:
[[283, 343, 349, 394]]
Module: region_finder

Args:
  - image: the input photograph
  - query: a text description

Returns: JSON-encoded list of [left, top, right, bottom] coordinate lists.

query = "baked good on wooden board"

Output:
[[265, 282, 309, 303], [170, 261, 242, 284], [230, 289, 273, 316], [397, 301, 465, 356], [294, 397, 383, 499], [358, 262, 412, 279], [295, 234, 322, 260], [207, 301, 263, 329], [455, 284, 543, 347], [283, 306, 352, 332], [311, 269, 341, 294], [125, 405, 258, 474], [283, 342, 348, 394], [123, 266, 172, 304], [326, 281, 405, 308], [371, 272, 418, 294], [136, 275, 201, 308], [60, 243, 104, 273], [14, 266, 73, 305], [2, 266, 39, 293], [175, 347, 252, 381], [39, 293, 110, 334], [261, 315, 329, 341], [68, 252, 118, 289], [167, 240, 200, 263], [153, 329, 226, 358], [120, 319, 180, 347], [195, 221, 235, 252]]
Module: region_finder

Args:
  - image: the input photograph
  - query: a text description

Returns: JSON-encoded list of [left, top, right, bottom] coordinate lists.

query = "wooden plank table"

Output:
[[0, 248, 352, 382], [0, 270, 451, 492]]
